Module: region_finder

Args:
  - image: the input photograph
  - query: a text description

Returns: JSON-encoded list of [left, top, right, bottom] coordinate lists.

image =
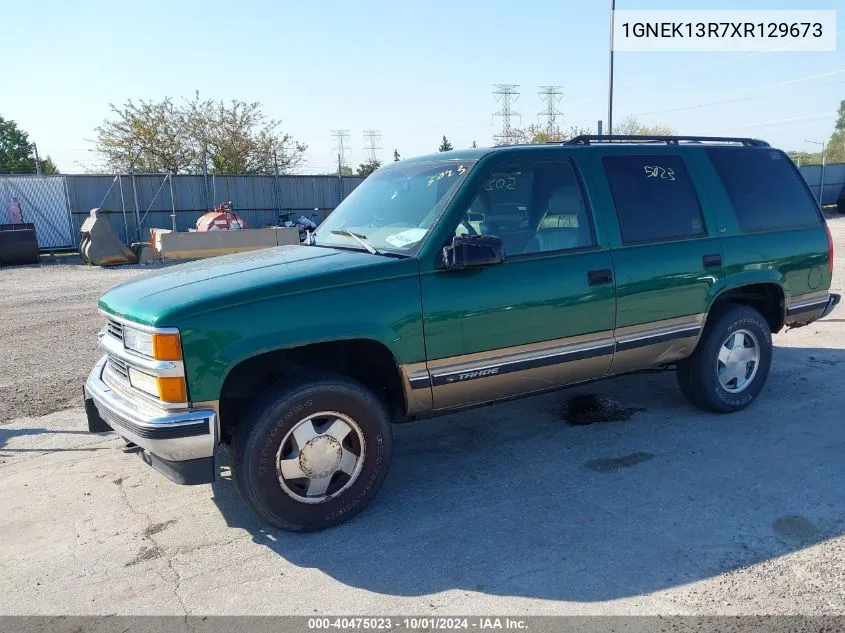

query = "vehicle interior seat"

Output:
[[524, 185, 592, 254]]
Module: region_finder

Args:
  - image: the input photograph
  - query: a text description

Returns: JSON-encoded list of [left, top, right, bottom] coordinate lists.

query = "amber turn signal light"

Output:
[[152, 333, 182, 361], [156, 376, 187, 403]]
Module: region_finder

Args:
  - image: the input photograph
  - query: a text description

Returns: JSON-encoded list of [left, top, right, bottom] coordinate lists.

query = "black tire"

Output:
[[233, 374, 392, 532], [677, 304, 773, 413]]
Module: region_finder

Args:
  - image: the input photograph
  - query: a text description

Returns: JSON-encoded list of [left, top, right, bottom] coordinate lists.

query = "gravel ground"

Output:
[[0, 260, 169, 423], [0, 212, 843, 616]]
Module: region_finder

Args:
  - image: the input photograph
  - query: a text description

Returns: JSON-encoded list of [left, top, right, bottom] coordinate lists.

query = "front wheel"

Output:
[[233, 375, 392, 531], [677, 304, 773, 413]]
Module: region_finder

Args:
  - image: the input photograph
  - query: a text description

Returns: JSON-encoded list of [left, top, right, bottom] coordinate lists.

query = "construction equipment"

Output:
[[79, 208, 139, 266]]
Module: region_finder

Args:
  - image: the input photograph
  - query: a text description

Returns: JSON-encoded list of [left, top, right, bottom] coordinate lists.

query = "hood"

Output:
[[99, 245, 409, 326]]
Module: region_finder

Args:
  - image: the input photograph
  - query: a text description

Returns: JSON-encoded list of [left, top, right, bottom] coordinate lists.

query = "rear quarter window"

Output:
[[705, 147, 821, 232]]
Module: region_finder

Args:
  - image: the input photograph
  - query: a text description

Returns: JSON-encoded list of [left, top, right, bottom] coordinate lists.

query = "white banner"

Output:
[[613, 10, 836, 52]]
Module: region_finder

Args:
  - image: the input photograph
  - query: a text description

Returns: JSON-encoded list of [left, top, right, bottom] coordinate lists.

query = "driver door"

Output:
[[419, 157, 617, 410]]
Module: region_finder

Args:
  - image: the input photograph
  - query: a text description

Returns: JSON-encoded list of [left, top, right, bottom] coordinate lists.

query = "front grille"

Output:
[[107, 354, 130, 379], [106, 318, 124, 342]]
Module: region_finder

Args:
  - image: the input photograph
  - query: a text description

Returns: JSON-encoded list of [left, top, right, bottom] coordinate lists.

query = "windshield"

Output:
[[313, 159, 477, 255]]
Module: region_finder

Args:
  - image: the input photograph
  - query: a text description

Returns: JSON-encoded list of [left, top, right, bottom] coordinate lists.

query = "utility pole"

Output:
[[608, 0, 616, 136], [362, 130, 382, 163], [537, 85, 564, 138], [33, 143, 42, 175], [492, 84, 521, 145], [331, 130, 351, 173]]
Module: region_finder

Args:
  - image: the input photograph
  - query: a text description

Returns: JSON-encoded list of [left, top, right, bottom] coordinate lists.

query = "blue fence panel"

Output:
[[798, 164, 845, 205]]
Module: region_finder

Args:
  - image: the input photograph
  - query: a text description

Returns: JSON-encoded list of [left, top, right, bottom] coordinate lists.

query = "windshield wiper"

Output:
[[330, 230, 379, 255]]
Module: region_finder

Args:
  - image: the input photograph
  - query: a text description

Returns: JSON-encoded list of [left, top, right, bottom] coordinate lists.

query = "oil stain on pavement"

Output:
[[584, 452, 655, 473], [564, 393, 645, 425]]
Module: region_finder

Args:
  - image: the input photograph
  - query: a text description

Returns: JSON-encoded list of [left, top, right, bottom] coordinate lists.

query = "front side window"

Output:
[[314, 160, 476, 255], [454, 160, 595, 255], [602, 154, 705, 244]]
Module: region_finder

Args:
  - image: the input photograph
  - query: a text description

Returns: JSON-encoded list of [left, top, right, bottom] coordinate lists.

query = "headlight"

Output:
[[123, 327, 154, 357], [123, 327, 182, 361], [128, 367, 187, 403]]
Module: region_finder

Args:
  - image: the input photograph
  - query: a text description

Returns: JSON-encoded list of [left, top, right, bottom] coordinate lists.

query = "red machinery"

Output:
[[196, 201, 248, 232]]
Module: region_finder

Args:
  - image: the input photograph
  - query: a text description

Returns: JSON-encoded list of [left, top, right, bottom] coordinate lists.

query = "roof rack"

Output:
[[561, 135, 769, 147]]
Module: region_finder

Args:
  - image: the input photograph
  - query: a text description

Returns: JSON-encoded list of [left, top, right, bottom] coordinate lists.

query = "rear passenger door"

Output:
[[586, 149, 724, 373]]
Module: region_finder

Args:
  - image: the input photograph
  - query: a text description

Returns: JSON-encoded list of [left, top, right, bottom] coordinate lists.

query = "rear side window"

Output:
[[602, 155, 705, 244], [706, 147, 821, 232]]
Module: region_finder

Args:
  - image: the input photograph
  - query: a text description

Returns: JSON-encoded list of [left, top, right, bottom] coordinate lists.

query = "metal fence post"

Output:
[[820, 154, 827, 205], [118, 174, 129, 243], [130, 164, 141, 240], [203, 146, 211, 212], [273, 149, 282, 216], [168, 173, 176, 231], [62, 175, 76, 247]]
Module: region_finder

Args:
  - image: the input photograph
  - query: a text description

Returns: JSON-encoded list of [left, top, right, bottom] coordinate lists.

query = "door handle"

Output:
[[588, 268, 613, 285], [702, 253, 722, 269]]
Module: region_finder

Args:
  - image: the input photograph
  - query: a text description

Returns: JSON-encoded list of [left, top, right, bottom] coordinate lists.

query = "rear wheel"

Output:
[[233, 374, 392, 531], [677, 304, 773, 413]]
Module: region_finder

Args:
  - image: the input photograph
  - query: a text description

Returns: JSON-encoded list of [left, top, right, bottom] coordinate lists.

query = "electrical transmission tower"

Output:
[[537, 85, 564, 138], [362, 130, 382, 163], [492, 84, 521, 145], [331, 129, 351, 172]]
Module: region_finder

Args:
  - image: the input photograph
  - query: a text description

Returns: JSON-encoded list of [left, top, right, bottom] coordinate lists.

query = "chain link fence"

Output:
[[0, 176, 75, 249]]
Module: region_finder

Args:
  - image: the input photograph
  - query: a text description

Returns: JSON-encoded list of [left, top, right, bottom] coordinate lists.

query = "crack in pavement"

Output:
[[113, 477, 190, 616]]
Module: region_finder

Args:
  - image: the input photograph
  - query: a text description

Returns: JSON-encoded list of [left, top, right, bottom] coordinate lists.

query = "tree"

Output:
[[825, 130, 845, 164], [0, 117, 58, 174], [393, 149, 400, 162], [95, 93, 306, 174], [438, 136, 453, 152], [835, 99, 845, 133], [496, 124, 591, 146], [615, 116, 674, 136], [338, 165, 353, 176], [357, 159, 382, 177], [786, 150, 822, 166]]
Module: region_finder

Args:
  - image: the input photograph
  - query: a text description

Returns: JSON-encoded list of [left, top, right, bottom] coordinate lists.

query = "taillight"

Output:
[[825, 222, 834, 276]]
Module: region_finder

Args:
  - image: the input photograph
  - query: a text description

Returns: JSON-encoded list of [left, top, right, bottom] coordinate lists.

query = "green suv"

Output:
[[85, 135, 840, 531]]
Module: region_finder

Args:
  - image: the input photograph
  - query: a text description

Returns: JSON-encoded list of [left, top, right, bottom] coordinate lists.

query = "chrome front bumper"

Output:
[[84, 355, 217, 484]]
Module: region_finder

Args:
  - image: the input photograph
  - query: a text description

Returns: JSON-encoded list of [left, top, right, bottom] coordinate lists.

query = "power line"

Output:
[[703, 111, 836, 134], [632, 73, 845, 118], [330, 129, 351, 171], [362, 130, 382, 163], [492, 84, 521, 145], [537, 85, 564, 137]]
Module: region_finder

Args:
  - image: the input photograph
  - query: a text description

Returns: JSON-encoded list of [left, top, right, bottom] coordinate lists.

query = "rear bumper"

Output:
[[820, 293, 841, 319], [785, 292, 841, 327], [84, 355, 216, 485]]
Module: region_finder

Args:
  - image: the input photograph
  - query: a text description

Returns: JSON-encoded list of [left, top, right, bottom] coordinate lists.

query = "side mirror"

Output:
[[443, 234, 506, 270]]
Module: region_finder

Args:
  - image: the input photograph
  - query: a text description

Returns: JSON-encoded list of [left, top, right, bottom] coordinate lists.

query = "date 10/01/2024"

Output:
[[307, 616, 528, 630]]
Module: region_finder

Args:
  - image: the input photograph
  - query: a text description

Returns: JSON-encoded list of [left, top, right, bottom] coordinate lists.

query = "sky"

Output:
[[1, 0, 843, 173]]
